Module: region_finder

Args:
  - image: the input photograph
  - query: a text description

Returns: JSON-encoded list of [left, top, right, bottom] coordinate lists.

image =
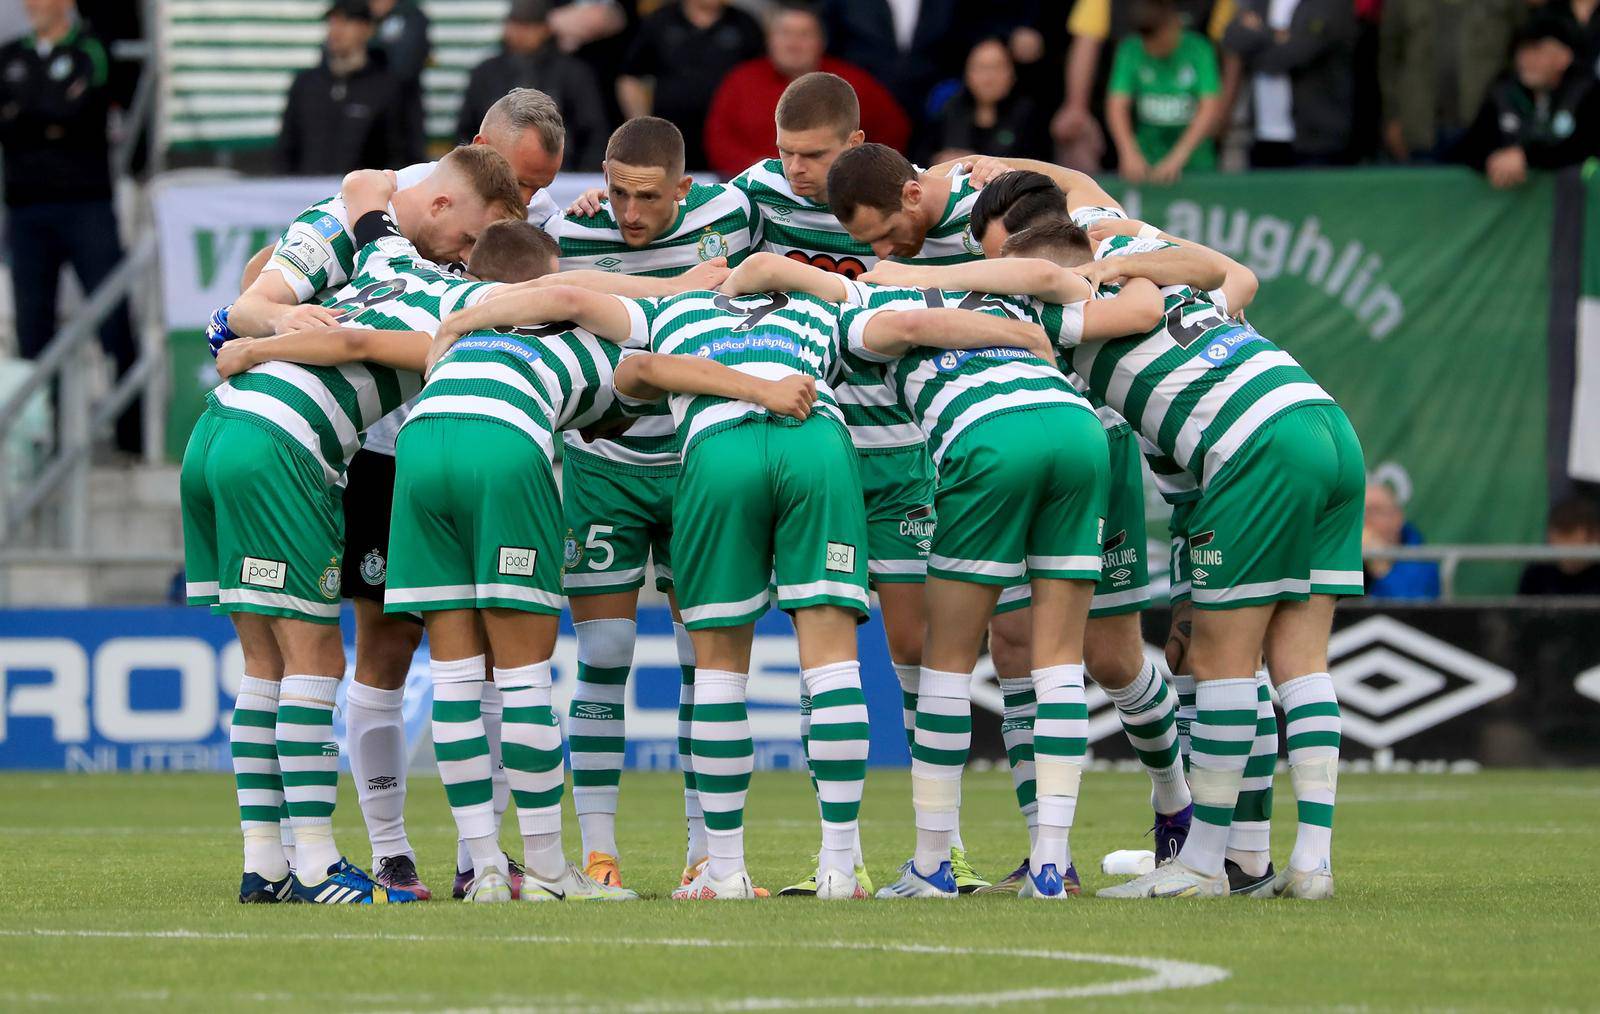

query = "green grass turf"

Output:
[[0, 768, 1593, 1011]]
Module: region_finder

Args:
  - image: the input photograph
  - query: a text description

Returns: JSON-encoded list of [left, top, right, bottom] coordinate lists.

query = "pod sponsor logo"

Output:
[[240, 557, 287, 590], [825, 542, 857, 574], [498, 546, 537, 577]]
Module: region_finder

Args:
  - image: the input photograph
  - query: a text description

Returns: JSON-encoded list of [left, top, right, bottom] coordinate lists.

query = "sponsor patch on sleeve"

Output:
[[274, 223, 332, 279], [311, 213, 344, 239]]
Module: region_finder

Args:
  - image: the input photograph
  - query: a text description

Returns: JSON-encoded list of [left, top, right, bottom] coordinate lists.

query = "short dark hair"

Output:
[[1133, 0, 1178, 36], [1548, 495, 1600, 535], [1000, 219, 1093, 265], [971, 170, 1069, 246], [605, 116, 686, 180], [775, 70, 859, 137], [467, 221, 560, 283], [439, 144, 527, 222], [826, 142, 915, 222]]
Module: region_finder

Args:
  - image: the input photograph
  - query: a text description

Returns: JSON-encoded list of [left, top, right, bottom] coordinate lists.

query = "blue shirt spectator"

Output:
[[1363, 480, 1440, 600]]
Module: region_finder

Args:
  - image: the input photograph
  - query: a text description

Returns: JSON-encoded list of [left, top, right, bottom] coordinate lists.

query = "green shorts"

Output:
[[993, 424, 1150, 617], [673, 415, 869, 630], [561, 450, 677, 596], [1187, 403, 1366, 610], [929, 405, 1108, 587], [179, 409, 344, 624], [860, 443, 936, 586], [1168, 500, 1196, 605], [385, 416, 564, 615]]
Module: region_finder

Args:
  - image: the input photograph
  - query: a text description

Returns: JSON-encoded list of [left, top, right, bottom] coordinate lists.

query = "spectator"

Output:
[[1457, 14, 1600, 188], [456, 0, 609, 169], [277, 0, 407, 175], [0, 0, 140, 453], [1519, 496, 1600, 596], [546, 0, 632, 129], [1105, 0, 1221, 183], [1363, 480, 1440, 600], [367, 0, 431, 163], [1222, 0, 1358, 167], [1379, 0, 1525, 163], [618, 0, 764, 170], [1051, 0, 1229, 172], [921, 38, 1048, 166], [819, 0, 968, 125], [704, 1, 907, 178], [1536, 0, 1600, 80]]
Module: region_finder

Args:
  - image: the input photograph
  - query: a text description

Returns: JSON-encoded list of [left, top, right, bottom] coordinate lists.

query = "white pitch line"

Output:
[[2, 929, 1230, 1010]]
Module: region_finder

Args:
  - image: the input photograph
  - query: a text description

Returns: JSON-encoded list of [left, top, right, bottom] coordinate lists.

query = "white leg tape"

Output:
[[1290, 754, 1339, 795], [911, 772, 961, 811], [1189, 765, 1243, 808], [1035, 757, 1083, 798]]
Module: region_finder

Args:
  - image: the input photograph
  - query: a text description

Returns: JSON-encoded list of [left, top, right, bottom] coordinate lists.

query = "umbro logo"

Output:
[[366, 776, 398, 790], [1573, 665, 1600, 704], [1328, 616, 1514, 748], [575, 703, 613, 717]]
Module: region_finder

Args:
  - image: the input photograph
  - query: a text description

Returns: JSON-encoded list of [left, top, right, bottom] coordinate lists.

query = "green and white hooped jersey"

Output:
[[264, 195, 362, 304], [1066, 235, 1335, 493], [546, 181, 762, 277], [322, 235, 498, 456], [732, 158, 877, 277], [841, 283, 1093, 466], [405, 323, 641, 463], [733, 160, 986, 453], [619, 288, 847, 455], [207, 237, 489, 486], [547, 182, 761, 474]]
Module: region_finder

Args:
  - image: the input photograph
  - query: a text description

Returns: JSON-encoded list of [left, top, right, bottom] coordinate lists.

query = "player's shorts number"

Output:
[[584, 524, 615, 570]]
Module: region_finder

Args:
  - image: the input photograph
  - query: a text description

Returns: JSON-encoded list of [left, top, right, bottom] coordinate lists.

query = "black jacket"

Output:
[[455, 43, 609, 169], [0, 23, 114, 206], [277, 53, 407, 176], [1457, 66, 1600, 172], [1224, 0, 1357, 159], [370, 0, 430, 163], [919, 90, 1048, 164], [820, 0, 966, 120]]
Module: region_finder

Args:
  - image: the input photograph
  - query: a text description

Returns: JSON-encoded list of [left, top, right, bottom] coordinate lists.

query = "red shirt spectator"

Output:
[[703, 2, 907, 178]]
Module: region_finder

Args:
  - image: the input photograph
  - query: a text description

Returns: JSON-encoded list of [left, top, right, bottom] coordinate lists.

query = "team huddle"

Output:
[[184, 74, 1360, 905]]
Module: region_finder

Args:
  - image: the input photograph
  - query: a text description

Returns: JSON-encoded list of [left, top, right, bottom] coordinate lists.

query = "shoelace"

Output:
[[377, 856, 414, 884]]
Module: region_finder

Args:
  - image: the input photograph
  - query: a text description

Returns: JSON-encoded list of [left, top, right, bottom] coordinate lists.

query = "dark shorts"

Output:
[[341, 448, 399, 606]]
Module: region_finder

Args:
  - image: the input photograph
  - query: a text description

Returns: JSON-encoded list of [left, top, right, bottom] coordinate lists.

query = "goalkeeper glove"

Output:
[[207, 305, 239, 358]]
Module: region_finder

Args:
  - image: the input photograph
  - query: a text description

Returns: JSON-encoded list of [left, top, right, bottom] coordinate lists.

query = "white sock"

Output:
[[344, 681, 411, 866]]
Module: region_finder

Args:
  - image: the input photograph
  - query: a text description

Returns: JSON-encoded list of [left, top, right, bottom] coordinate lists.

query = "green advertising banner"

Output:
[[1112, 168, 1554, 594]]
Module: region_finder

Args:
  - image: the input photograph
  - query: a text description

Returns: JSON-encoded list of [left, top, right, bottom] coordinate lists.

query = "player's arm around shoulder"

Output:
[[1079, 278, 1164, 343], [431, 285, 642, 374], [215, 327, 430, 379], [1087, 218, 1258, 311], [929, 154, 1123, 214], [613, 353, 816, 420], [857, 305, 1054, 362], [507, 257, 731, 298], [862, 257, 1088, 305], [720, 251, 850, 301]]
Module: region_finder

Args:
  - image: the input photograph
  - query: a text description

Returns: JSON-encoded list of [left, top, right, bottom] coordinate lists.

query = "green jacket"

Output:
[[1379, 0, 1526, 153]]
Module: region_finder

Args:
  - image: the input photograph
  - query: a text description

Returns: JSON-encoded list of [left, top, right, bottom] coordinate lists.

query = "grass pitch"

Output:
[[0, 768, 1593, 1012]]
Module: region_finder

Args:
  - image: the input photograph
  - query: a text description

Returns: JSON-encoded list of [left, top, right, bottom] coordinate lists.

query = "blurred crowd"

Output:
[[269, 0, 1600, 186]]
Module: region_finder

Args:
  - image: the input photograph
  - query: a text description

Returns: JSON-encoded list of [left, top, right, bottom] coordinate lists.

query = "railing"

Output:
[[0, 2, 163, 553], [1362, 544, 1600, 601], [0, 232, 163, 551]]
